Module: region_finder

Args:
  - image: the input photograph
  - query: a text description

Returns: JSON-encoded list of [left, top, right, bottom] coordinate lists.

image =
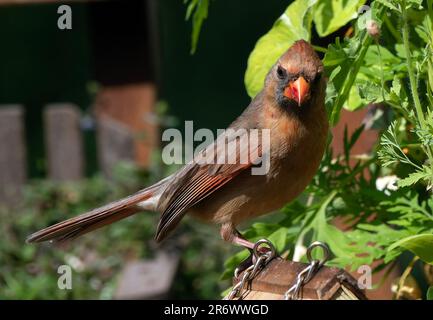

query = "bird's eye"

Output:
[[276, 66, 286, 79]]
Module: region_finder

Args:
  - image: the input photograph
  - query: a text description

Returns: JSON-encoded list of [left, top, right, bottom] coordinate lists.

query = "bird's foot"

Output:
[[220, 224, 276, 279]]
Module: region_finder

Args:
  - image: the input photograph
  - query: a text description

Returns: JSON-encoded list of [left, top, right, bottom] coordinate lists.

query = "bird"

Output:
[[27, 40, 329, 258]]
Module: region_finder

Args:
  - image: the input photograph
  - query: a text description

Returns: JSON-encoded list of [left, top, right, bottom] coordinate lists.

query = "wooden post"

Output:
[[96, 116, 135, 178], [0, 105, 27, 205], [44, 104, 84, 181], [94, 84, 158, 168], [114, 251, 180, 299]]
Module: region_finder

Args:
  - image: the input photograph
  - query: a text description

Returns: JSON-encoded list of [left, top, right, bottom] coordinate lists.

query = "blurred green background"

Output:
[[0, 0, 287, 177], [0, 0, 289, 299]]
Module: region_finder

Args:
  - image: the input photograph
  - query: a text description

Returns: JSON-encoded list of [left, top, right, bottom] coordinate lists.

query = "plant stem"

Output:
[[376, 40, 387, 102], [401, 0, 426, 129], [401, 0, 433, 175], [395, 256, 419, 299], [330, 32, 372, 125], [383, 14, 402, 42], [312, 45, 327, 53], [428, 0, 433, 27], [377, 260, 398, 289], [329, 6, 385, 125], [341, 158, 376, 186]]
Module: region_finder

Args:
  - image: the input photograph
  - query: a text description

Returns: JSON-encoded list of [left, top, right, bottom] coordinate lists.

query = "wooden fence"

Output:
[[0, 104, 136, 205], [0, 103, 181, 299]]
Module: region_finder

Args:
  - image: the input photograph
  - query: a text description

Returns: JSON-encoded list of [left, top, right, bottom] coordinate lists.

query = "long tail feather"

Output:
[[26, 185, 157, 243]]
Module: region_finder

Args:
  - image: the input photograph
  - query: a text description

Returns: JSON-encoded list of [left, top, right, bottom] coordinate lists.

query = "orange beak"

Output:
[[283, 76, 310, 106]]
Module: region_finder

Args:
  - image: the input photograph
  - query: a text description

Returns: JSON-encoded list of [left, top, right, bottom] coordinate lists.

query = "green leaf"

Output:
[[427, 286, 433, 300], [364, 44, 401, 66], [267, 227, 289, 253], [323, 35, 371, 122], [313, 0, 367, 37], [406, 0, 423, 9], [391, 76, 401, 96], [375, 0, 400, 12], [244, 0, 317, 98], [388, 234, 433, 264], [303, 191, 352, 263], [313, 192, 350, 259], [357, 80, 384, 103], [397, 167, 431, 187], [349, 125, 365, 150], [185, 0, 209, 54], [323, 46, 348, 67], [343, 85, 364, 111], [220, 249, 249, 280]]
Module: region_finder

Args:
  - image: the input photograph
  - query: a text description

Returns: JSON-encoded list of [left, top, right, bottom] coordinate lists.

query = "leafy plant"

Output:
[[187, 0, 433, 299], [0, 162, 231, 299]]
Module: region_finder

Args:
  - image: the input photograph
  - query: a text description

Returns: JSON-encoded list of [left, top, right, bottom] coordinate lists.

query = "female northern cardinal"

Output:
[[27, 40, 328, 253]]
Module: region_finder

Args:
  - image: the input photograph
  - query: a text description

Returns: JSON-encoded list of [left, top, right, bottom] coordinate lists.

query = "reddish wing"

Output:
[[155, 130, 263, 242]]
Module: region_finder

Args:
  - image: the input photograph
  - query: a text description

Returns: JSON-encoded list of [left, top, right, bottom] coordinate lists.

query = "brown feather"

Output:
[[154, 129, 262, 242], [26, 185, 157, 243]]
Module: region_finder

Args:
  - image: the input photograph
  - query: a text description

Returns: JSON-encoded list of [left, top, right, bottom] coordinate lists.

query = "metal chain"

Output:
[[225, 239, 276, 300], [284, 241, 330, 300]]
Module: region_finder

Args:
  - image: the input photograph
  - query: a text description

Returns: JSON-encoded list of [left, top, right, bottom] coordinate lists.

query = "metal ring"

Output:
[[253, 239, 276, 259], [306, 241, 330, 266]]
